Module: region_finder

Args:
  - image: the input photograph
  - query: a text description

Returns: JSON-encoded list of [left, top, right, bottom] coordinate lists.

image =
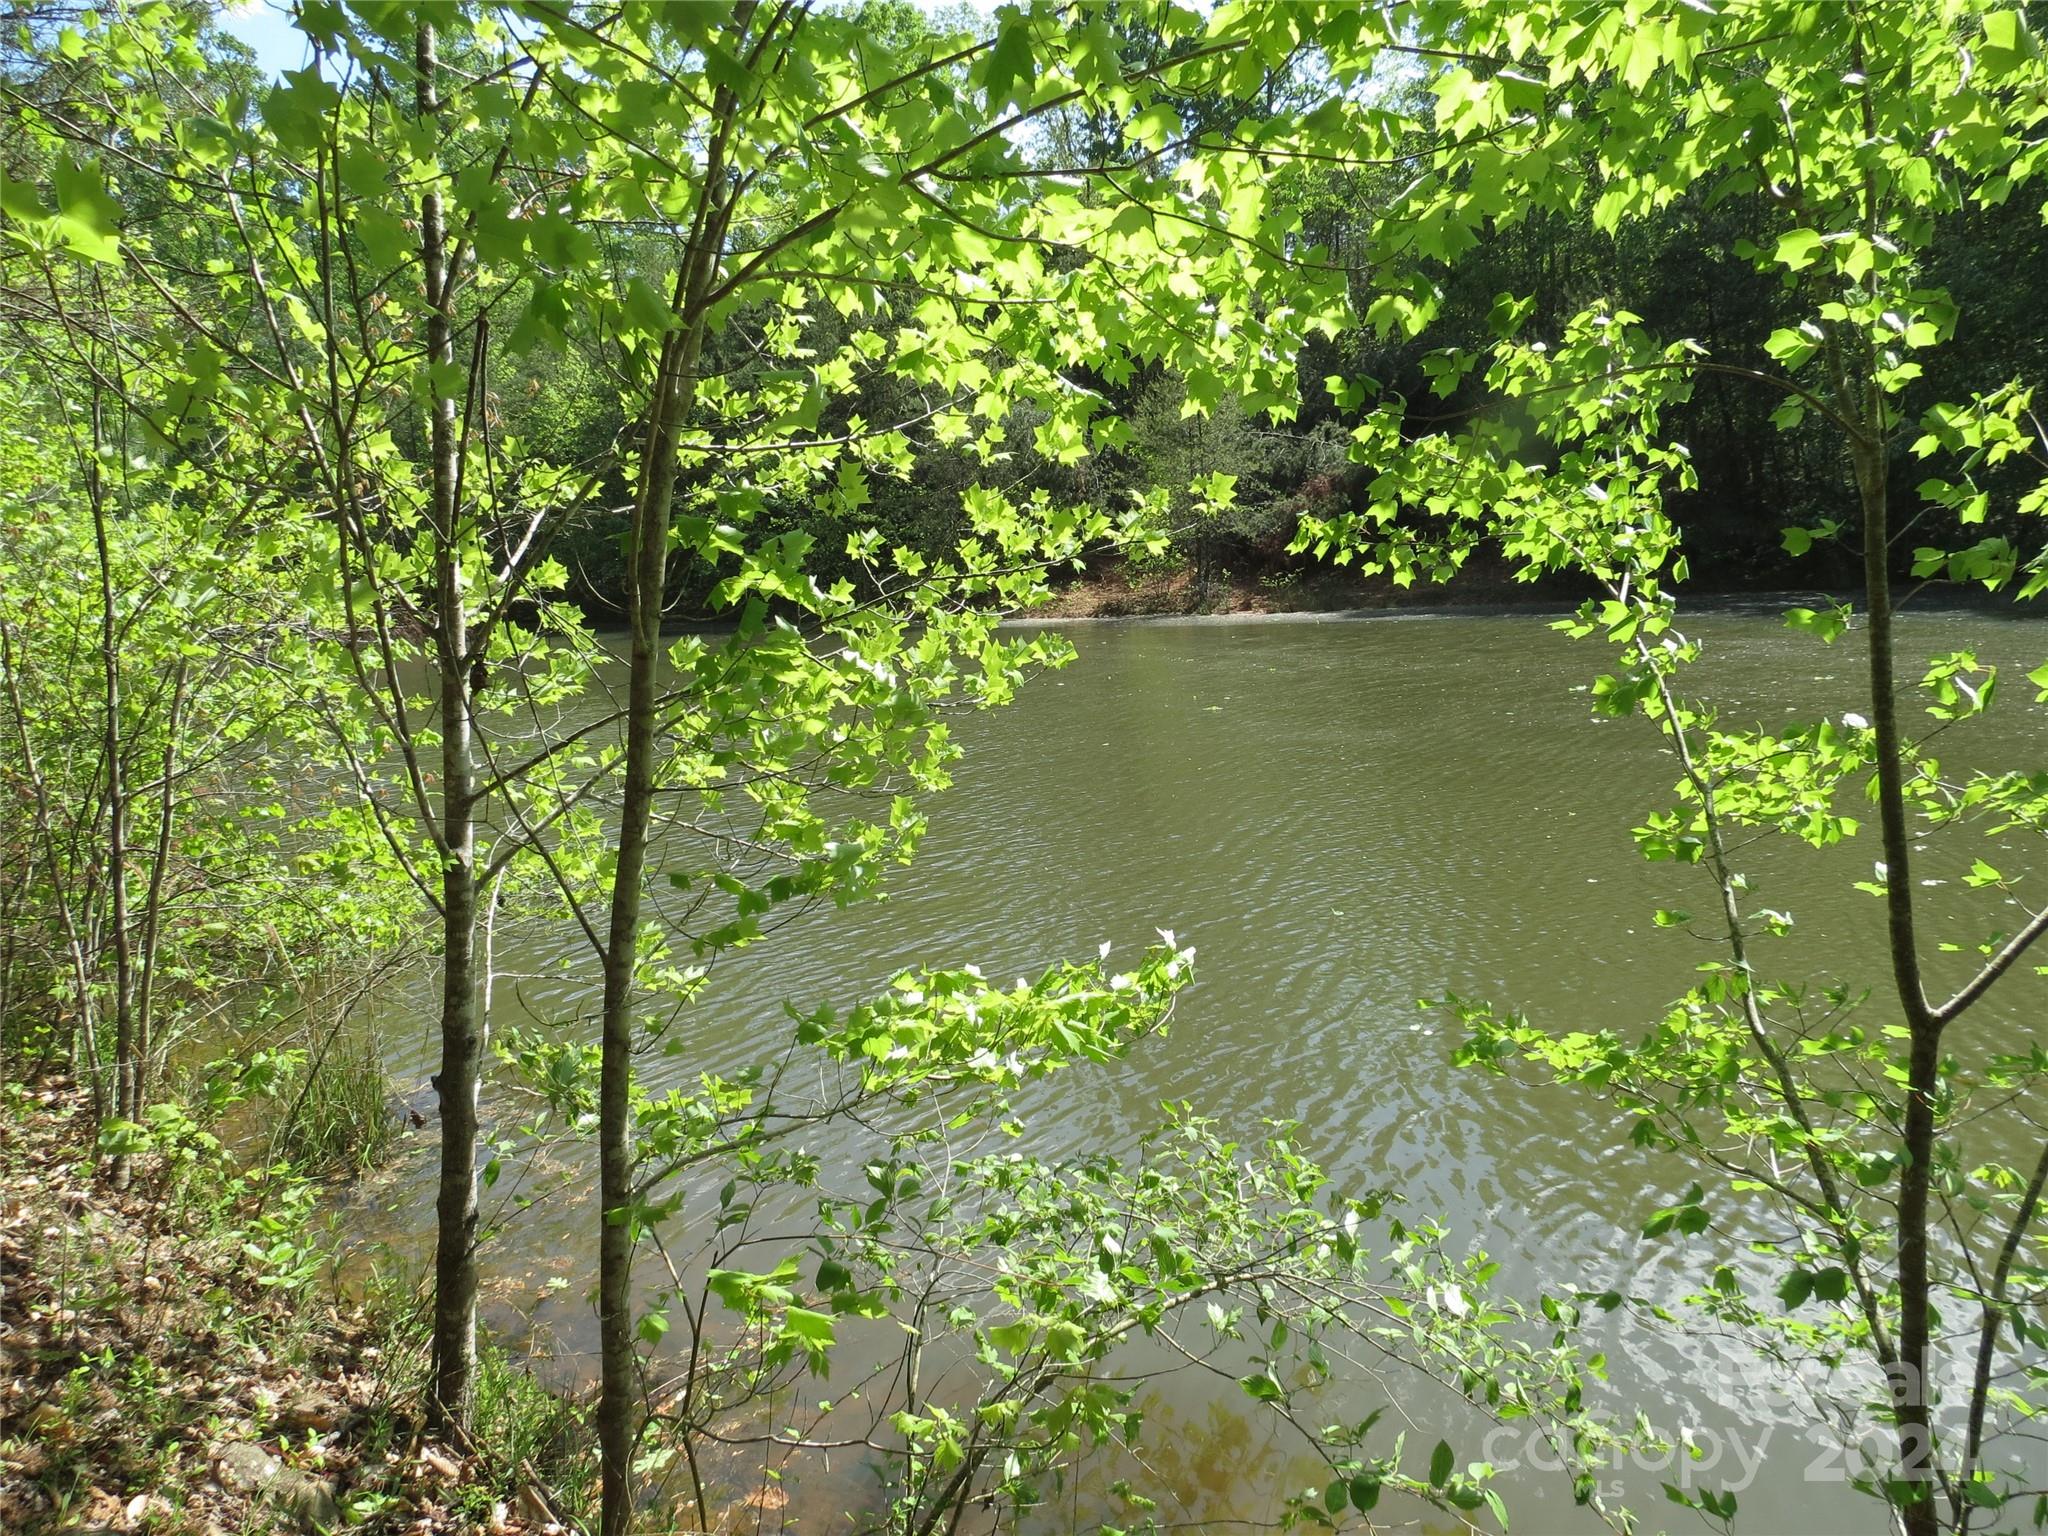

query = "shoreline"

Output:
[[1004, 585, 2046, 627]]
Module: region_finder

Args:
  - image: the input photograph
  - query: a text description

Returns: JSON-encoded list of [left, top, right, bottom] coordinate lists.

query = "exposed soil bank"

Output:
[[1030, 555, 2043, 623], [1033, 553, 1591, 619]]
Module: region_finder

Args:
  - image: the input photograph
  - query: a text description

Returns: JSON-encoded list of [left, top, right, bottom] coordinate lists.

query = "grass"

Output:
[[273, 1023, 398, 1176], [468, 1342, 598, 1529]]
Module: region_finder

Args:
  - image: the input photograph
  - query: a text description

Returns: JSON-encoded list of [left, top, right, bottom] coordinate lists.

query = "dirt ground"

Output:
[[0, 1079, 571, 1535]]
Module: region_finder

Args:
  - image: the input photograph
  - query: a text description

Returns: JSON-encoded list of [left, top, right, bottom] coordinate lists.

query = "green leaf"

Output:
[[783, 1306, 836, 1351], [1981, 8, 2041, 71], [986, 1320, 1033, 1355], [1763, 323, 1821, 369], [982, 11, 1036, 111], [1784, 605, 1848, 643], [621, 275, 674, 335], [52, 155, 120, 263], [1131, 104, 1179, 152], [1485, 1488, 1511, 1531], [1239, 1371, 1284, 1403], [0, 168, 50, 225], [1429, 1439, 1454, 1487], [1773, 229, 1824, 272], [816, 1257, 853, 1294]]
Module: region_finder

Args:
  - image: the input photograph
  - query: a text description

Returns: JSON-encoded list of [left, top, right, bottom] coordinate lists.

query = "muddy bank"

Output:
[[1030, 554, 2039, 624], [1032, 552, 1589, 619]]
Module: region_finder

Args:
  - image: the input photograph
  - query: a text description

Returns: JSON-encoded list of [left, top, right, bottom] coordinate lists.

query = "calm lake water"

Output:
[[351, 604, 2048, 1533]]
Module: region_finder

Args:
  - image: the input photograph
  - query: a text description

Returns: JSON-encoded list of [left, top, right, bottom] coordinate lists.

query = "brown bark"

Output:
[[1856, 427, 1941, 1536], [88, 394, 135, 1187], [595, 287, 717, 1536], [417, 17, 483, 1441], [132, 660, 187, 1130], [595, 63, 745, 1526], [1845, 31, 1939, 1517]]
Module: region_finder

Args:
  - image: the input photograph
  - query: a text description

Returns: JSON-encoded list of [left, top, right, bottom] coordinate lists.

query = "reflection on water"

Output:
[[344, 606, 2048, 1533]]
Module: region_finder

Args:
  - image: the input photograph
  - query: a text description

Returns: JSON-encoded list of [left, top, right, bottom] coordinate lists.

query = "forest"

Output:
[[2, 2, 2048, 1534]]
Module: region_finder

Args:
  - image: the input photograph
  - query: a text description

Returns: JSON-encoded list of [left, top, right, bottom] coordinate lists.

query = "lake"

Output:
[[350, 603, 2048, 1533]]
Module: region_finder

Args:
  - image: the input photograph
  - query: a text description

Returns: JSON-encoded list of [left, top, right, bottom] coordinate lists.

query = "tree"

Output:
[[0, 0, 632, 1433], [1295, 3, 2048, 1530], [476, 3, 1353, 1523], [5, 1, 1366, 1517], [0, 360, 412, 1177], [49, 4, 2048, 1528]]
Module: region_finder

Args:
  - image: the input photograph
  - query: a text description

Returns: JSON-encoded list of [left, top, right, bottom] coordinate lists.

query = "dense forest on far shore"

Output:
[[477, 3, 2048, 620]]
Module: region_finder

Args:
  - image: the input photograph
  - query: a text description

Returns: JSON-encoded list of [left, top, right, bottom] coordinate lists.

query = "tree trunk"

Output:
[[89, 397, 135, 1188], [418, 18, 482, 1442], [1855, 429, 1940, 1536], [591, 14, 748, 1524], [595, 160, 736, 1530], [596, 307, 712, 1536], [132, 660, 187, 1136]]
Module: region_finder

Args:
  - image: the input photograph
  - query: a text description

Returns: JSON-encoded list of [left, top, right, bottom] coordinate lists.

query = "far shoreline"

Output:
[[1005, 580, 2045, 628]]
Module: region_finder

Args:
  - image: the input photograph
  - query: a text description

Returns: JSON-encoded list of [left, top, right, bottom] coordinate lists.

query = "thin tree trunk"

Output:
[[0, 616, 102, 1113], [131, 660, 187, 1127], [1855, 428, 1941, 1536], [595, 158, 739, 1532], [89, 396, 136, 1189], [1836, 34, 1942, 1525], [596, 310, 711, 1536], [0, 876, 16, 1070], [1956, 1138, 2048, 1531], [591, 11, 753, 1523], [418, 18, 483, 1442]]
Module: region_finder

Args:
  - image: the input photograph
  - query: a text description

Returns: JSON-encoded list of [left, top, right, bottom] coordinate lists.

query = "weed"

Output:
[[469, 1343, 597, 1527], [274, 1026, 396, 1176]]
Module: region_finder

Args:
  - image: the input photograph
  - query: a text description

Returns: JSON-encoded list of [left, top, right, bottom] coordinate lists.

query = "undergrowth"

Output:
[[0, 1076, 589, 1534]]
